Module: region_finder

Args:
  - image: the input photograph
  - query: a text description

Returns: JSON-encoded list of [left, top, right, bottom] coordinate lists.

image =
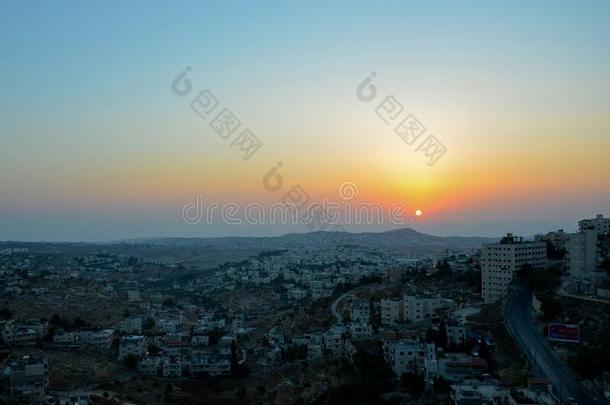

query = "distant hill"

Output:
[[122, 228, 497, 253]]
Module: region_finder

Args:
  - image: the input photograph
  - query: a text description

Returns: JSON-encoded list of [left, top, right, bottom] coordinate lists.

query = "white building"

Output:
[[481, 234, 547, 303], [350, 299, 370, 323], [567, 228, 599, 280], [450, 381, 510, 404], [324, 324, 348, 356], [302, 333, 324, 361], [2, 353, 48, 404], [385, 341, 436, 377], [579, 214, 610, 234], [445, 320, 467, 347], [403, 294, 454, 322], [381, 299, 401, 325], [120, 317, 142, 335], [288, 288, 308, 300], [191, 335, 210, 347], [78, 330, 114, 350], [1, 324, 38, 346], [118, 335, 144, 361], [349, 322, 373, 340], [127, 290, 141, 302], [53, 329, 78, 346], [139, 355, 161, 375], [162, 356, 183, 378]]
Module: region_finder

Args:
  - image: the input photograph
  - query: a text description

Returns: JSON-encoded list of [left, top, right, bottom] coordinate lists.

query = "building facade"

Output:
[[567, 228, 599, 279], [579, 214, 610, 234], [481, 234, 547, 303]]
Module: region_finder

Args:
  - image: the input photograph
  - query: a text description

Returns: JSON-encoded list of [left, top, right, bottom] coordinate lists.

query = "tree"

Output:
[[236, 387, 247, 399], [0, 307, 12, 320], [110, 337, 120, 353], [50, 314, 63, 326], [425, 328, 438, 344], [539, 293, 562, 320], [478, 337, 490, 361], [435, 260, 452, 278], [433, 375, 451, 394], [143, 317, 155, 330], [436, 319, 448, 349], [400, 372, 425, 398], [123, 354, 139, 369]]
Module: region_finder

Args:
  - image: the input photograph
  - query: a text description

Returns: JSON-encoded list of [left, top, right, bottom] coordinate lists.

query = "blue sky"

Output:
[[1, 1, 609, 241]]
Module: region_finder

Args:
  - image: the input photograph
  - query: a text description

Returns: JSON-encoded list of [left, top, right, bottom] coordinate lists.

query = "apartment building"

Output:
[[445, 319, 467, 347], [120, 317, 142, 335], [78, 329, 114, 350], [380, 298, 402, 325], [567, 227, 599, 280], [403, 294, 454, 322], [349, 322, 373, 340], [1, 353, 48, 404], [481, 234, 547, 303], [350, 299, 370, 323], [384, 341, 436, 377], [118, 335, 145, 361], [324, 324, 348, 356], [579, 214, 610, 234], [139, 355, 161, 376]]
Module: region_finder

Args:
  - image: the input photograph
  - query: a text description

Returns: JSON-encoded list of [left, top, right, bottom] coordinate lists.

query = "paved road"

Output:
[[505, 288, 599, 404]]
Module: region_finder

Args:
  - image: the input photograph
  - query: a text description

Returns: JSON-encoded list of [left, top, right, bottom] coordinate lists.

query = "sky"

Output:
[[1, 0, 609, 241]]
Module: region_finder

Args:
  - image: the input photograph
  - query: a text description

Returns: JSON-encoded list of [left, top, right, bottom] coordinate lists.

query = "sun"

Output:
[[415, 209, 423, 217]]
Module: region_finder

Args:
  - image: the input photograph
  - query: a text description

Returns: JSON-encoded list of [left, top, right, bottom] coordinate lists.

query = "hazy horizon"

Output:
[[0, 218, 592, 243]]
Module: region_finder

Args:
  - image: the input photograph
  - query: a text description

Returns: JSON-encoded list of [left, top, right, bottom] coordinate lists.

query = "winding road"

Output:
[[505, 288, 599, 404], [331, 281, 380, 323]]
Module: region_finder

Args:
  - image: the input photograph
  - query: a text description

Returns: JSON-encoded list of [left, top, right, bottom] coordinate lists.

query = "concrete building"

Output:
[[579, 214, 610, 234], [481, 234, 547, 303], [403, 294, 454, 322], [120, 317, 142, 335], [127, 290, 141, 302], [324, 324, 348, 356], [118, 335, 145, 361], [567, 227, 599, 279], [424, 354, 488, 385], [139, 355, 161, 375], [384, 341, 436, 377], [380, 298, 402, 325], [162, 356, 183, 378], [349, 322, 373, 340], [450, 381, 510, 405], [78, 329, 114, 350], [350, 299, 370, 323], [445, 320, 467, 347], [1, 353, 48, 404]]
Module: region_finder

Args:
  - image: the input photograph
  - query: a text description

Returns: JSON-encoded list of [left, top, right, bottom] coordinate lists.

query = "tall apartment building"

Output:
[[567, 228, 599, 279], [578, 214, 610, 234], [481, 234, 547, 303]]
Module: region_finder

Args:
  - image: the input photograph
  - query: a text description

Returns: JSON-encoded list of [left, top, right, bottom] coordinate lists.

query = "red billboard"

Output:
[[548, 323, 580, 343]]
